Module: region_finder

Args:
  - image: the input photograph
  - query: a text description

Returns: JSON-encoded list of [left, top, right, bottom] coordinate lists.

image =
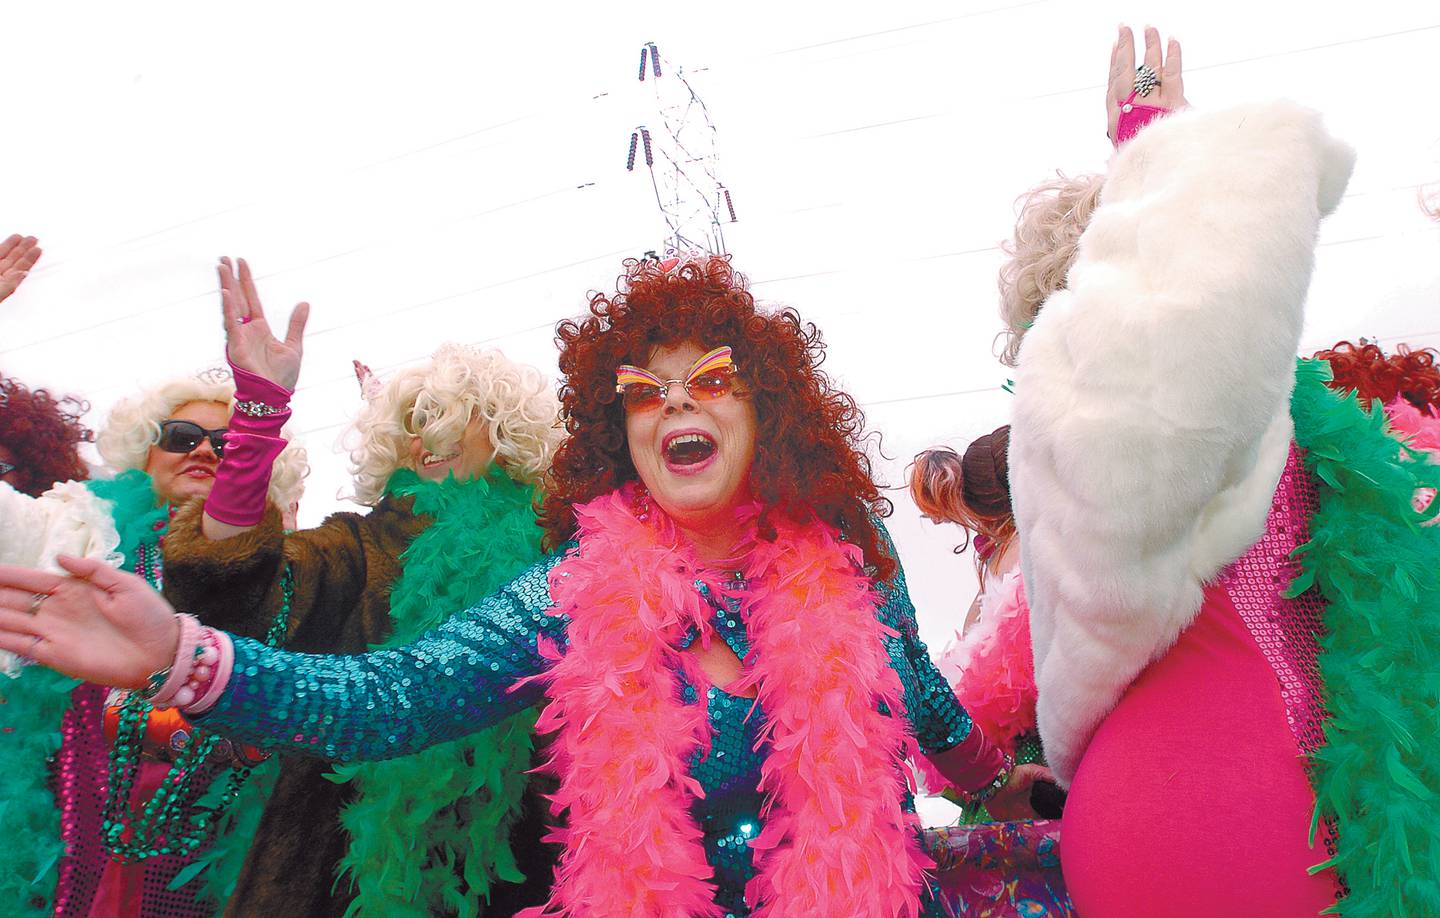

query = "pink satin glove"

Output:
[[205, 363, 292, 527]]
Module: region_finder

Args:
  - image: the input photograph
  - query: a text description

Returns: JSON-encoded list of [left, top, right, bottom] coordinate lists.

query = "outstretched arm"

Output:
[[877, 537, 1049, 819], [0, 554, 562, 761]]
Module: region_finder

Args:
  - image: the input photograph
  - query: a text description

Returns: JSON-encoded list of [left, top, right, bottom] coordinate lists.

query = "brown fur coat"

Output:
[[162, 497, 554, 916]]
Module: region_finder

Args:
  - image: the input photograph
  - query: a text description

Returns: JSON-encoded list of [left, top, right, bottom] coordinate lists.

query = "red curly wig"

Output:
[[0, 374, 93, 496], [1314, 340, 1440, 413], [540, 255, 897, 581]]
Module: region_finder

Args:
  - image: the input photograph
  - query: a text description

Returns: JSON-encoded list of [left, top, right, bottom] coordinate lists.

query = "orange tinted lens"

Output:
[[688, 371, 734, 399], [621, 383, 667, 411]]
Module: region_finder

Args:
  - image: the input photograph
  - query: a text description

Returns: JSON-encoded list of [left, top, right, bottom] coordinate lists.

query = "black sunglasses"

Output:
[[156, 420, 227, 459]]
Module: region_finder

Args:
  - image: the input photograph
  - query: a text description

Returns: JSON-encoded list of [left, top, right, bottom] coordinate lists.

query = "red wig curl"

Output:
[[1314, 340, 1440, 414], [540, 255, 896, 581], [0, 374, 93, 496]]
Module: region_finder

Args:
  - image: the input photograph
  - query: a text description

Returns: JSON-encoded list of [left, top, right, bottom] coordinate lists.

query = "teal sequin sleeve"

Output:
[[196, 554, 566, 762], [875, 532, 975, 755]]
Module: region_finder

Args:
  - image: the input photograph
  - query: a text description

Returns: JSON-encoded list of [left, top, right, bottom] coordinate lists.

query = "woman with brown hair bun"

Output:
[[0, 254, 1048, 917], [910, 427, 1069, 914]]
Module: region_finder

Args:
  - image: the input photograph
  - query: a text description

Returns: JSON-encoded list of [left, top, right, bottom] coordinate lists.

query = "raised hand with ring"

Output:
[[1107, 25, 1189, 146]]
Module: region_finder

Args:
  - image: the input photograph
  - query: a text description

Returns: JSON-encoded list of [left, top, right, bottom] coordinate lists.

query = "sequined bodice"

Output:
[[203, 540, 963, 916]]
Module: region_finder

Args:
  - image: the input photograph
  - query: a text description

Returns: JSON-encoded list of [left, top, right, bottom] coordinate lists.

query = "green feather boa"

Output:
[[0, 470, 165, 914], [325, 467, 545, 917], [1291, 359, 1440, 916]]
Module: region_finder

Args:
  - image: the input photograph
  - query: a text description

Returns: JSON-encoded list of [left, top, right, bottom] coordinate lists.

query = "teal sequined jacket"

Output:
[[199, 544, 972, 916]]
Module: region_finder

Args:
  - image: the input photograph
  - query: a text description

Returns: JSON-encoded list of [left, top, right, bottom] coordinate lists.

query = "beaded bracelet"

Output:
[[166, 627, 222, 709], [962, 751, 1016, 806], [188, 628, 234, 714], [233, 398, 289, 418], [136, 613, 201, 704]]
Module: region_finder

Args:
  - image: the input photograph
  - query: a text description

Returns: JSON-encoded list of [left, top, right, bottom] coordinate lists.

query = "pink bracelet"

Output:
[[144, 613, 203, 707], [188, 629, 235, 714]]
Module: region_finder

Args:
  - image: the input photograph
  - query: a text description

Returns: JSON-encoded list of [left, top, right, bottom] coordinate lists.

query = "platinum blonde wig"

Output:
[[997, 171, 1106, 367], [95, 374, 309, 509], [349, 344, 561, 506]]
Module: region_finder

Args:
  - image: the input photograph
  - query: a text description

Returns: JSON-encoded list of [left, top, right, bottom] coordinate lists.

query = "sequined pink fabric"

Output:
[[1220, 444, 1345, 896], [1218, 444, 1328, 760], [52, 683, 214, 918]]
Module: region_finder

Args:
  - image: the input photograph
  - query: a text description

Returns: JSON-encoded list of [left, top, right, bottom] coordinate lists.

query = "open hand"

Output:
[[0, 557, 179, 689], [219, 256, 309, 390], [1107, 26, 1188, 142], [0, 235, 42, 303]]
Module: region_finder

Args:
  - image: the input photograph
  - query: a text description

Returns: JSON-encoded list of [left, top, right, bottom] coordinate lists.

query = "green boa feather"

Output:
[[0, 667, 80, 916], [0, 470, 163, 914], [1291, 359, 1440, 916], [326, 467, 545, 917], [87, 469, 171, 562], [179, 758, 280, 907]]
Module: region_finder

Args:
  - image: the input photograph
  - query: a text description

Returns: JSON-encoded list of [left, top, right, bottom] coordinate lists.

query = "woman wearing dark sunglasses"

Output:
[[0, 255, 1045, 917], [0, 369, 307, 917], [153, 257, 564, 917]]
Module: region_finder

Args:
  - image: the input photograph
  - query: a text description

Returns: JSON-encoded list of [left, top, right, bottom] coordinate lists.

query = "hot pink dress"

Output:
[[1060, 448, 1342, 917]]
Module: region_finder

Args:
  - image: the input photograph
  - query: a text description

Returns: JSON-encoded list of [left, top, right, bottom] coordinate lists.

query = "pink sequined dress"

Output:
[[53, 685, 215, 918], [1060, 448, 1341, 916]]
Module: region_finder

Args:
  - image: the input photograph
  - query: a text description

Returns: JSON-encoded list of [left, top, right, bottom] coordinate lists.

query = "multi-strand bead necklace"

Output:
[[101, 530, 292, 863]]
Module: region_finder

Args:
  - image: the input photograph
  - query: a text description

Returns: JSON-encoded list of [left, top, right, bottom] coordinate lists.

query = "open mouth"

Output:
[[421, 452, 456, 469], [663, 431, 717, 468], [181, 465, 216, 479]]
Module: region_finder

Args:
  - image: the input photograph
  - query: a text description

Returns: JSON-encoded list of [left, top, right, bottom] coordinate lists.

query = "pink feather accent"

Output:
[[1386, 399, 1440, 518], [1386, 398, 1440, 456], [935, 571, 1037, 757], [520, 485, 930, 916]]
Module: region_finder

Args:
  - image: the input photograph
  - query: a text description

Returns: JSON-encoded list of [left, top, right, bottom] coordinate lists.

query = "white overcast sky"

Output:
[[2, 1, 1437, 656]]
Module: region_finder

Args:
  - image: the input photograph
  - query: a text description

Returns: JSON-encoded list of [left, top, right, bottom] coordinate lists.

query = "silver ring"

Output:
[[1133, 65, 1160, 98], [27, 592, 48, 616]]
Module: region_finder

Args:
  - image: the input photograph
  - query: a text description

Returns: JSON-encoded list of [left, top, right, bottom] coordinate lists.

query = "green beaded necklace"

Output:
[[100, 536, 293, 863]]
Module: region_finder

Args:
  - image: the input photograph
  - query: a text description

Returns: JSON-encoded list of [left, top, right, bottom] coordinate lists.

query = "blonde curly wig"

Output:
[[348, 344, 561, 506], [95, 373, 309, 509], [997, 171, 1106, 367]]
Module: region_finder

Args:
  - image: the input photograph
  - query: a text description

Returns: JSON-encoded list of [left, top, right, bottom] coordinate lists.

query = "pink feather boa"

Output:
[[935, 571, 1037, 756], [518, 486, 931, 917]]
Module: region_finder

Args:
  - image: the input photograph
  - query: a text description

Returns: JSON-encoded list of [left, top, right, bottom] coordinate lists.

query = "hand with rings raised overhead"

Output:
[[0, 234, 42, 303], [217, 256, 310, 391], [1107, 25, 1188, 143], [0, 557, 180, 690]]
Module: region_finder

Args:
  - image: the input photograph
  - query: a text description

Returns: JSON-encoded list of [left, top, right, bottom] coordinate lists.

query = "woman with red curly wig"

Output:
[[0, 374, 92, 497], [0, 255, 1047, 917]]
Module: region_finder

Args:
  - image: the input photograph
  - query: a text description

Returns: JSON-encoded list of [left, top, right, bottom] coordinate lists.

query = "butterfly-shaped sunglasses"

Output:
[[615, 346, 740, 412]]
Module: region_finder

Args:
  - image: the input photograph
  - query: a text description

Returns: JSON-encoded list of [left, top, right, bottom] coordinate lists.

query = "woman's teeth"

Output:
[[422, 452, 456, 468], [665, 433, 717, 465]]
